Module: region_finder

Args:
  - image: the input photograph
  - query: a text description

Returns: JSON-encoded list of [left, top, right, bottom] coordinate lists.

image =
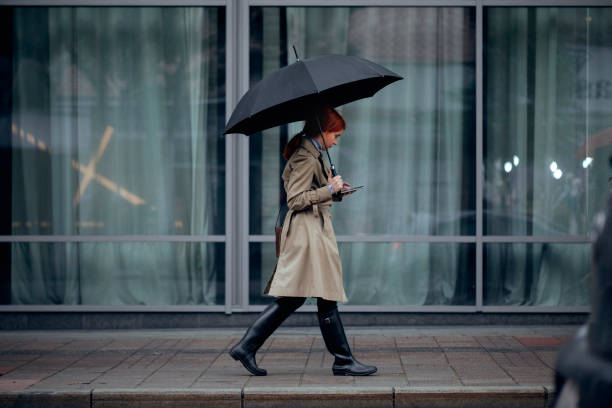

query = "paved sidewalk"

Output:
[[0, 325, 576, 407]]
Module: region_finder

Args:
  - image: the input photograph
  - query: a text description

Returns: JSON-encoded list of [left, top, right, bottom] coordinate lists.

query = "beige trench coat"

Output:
[[263, 137, 348, 302]]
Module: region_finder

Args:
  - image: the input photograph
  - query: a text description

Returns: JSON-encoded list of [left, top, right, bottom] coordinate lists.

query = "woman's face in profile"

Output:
[[322, 130, 342, 150]]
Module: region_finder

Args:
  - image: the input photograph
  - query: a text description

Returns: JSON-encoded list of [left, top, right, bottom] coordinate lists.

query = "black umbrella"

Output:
[[224, 49, 402, 175]]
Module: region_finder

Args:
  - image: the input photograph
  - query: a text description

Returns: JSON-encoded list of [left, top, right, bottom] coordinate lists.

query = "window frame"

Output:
[[1, 0, 605, 313]]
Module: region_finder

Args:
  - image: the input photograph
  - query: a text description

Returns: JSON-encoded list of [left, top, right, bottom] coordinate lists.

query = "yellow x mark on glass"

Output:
[[14, 123, 147, 208], [72, 126, 146, 207]]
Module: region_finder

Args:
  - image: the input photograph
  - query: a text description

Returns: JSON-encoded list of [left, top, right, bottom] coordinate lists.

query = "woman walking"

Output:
[[229, 106, 377, 377]]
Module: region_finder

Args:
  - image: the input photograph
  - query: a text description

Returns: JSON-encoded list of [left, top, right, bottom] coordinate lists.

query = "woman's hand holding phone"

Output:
[[340, 182, 357, 195], [327, 170, 344, 193], [327, 169, 362, 197]]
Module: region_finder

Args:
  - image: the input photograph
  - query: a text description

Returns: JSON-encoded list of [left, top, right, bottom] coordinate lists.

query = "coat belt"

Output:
[[312, 203, 319, 218]]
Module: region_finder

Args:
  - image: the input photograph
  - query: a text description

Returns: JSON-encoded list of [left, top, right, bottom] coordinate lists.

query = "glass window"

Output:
[[2, 242, 224, 305], [3, 7, 226, 236], [249, 7, 476, 237], [484, 243, 590, 306], [484, 7, 612, 236], [250, 242, 475, 306]]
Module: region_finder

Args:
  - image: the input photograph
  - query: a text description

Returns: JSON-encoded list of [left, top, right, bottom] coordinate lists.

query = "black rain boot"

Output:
[[317, 307, 377, 376], [229, 298, 303, 376]]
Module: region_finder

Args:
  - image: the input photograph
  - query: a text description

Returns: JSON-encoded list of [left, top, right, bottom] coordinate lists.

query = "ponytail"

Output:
[[283, 131, 304, 160]]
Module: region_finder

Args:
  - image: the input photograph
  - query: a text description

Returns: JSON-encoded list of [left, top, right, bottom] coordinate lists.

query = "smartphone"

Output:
[[341, 185, 364, 195]]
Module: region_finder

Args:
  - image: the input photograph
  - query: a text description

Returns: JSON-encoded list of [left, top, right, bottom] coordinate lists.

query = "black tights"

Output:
[[275, 296, 337, 314]]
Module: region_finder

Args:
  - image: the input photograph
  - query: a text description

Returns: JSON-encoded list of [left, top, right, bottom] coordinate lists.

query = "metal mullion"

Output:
[[247, 234, 592, 243], [247, 0, 611, 7], [482, 0, 612, 6], [249, 0, 477, 6], [243, 304, 589, 313], [481, 306, 590, 313], [476, 0, 484, 311], [225, 0, 247, 314], [326, 305, 478, 313], [0, 235, 225, 242], [238, 0, 251, 312], [248, 235, 592, 243], [245, 305, 479, 312], [336, 235, 476, 242], [225, 0, 237, 315], [248, 235, 478, 242], [342, 305, 589, 313], [249, 235, 276, 242], [0, 0, 227, 5], [7, 0, 609, 7], [0, 305, 227, 312], [482, 236, 592, 243]]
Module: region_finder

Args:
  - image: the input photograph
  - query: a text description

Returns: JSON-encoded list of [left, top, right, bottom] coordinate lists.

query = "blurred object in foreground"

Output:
[[554, 190, 612, 408]]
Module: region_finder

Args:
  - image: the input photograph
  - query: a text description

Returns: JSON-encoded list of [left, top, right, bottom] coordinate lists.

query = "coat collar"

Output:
[[299, 136, 321, 159]]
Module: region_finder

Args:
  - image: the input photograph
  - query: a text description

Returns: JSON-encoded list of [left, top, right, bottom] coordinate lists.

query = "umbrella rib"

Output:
[[249, 61, 321, 119], [246, 84, 263, 119], [351, 55, 388, 78], [299, 61, 323, 94]]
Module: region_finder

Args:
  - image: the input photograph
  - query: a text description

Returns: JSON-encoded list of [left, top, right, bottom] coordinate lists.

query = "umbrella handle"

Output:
[[315, 114, 337, 177], [315, 114, 341, 200]]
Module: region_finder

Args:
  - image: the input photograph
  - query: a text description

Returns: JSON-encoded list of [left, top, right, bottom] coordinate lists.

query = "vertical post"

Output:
[[249, 6, 263, 304], [524, 7, 536, 300], [476, 1, 484, 310], [225, 0, 236, 315], [0, 7, 13, 304], [238, 0, 251, 310]]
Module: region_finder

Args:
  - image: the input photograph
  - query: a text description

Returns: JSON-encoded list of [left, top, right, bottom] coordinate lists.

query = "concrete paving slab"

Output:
[[400, 351, 448, 366], [0, 326, 576, 407], [395, 386, 547, 408], [0, 390, 91, 408], [243, 386, 393, 408], [91, 389, 241, 408]]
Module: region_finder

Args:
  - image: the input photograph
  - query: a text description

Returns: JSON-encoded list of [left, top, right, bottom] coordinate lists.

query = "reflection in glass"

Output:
[[2, 242, 224, 305], [249, 7, 476, 236], [484, 243, 590, 306], [250, 242, 475, 306], [4, 7, 226, 235], [484, 7, 612, 236]]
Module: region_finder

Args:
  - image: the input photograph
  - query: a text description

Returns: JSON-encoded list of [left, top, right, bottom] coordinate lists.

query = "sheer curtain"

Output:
[[10, 7, 224, 305], [332, 8, 475, 305], [251, 7, 476, 305], [483, 7, 611, 306]]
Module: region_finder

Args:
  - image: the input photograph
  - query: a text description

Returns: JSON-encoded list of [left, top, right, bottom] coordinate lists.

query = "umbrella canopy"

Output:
[[224, 54, 402, 136]]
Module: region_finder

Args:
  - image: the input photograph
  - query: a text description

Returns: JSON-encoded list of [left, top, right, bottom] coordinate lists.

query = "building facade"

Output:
[[1, 1, 610, 325]]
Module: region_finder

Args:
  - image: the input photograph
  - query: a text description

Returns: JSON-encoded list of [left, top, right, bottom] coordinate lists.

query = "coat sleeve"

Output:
[[322, 163, 342, 202], [286, 154, 332, 211]]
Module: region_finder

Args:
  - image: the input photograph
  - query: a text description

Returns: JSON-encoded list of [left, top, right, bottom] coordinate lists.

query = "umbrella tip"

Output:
[[292, 45, 300, 61]]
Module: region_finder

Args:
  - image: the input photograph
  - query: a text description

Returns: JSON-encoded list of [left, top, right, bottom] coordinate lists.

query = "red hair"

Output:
[[283, 106, 346, 160]]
